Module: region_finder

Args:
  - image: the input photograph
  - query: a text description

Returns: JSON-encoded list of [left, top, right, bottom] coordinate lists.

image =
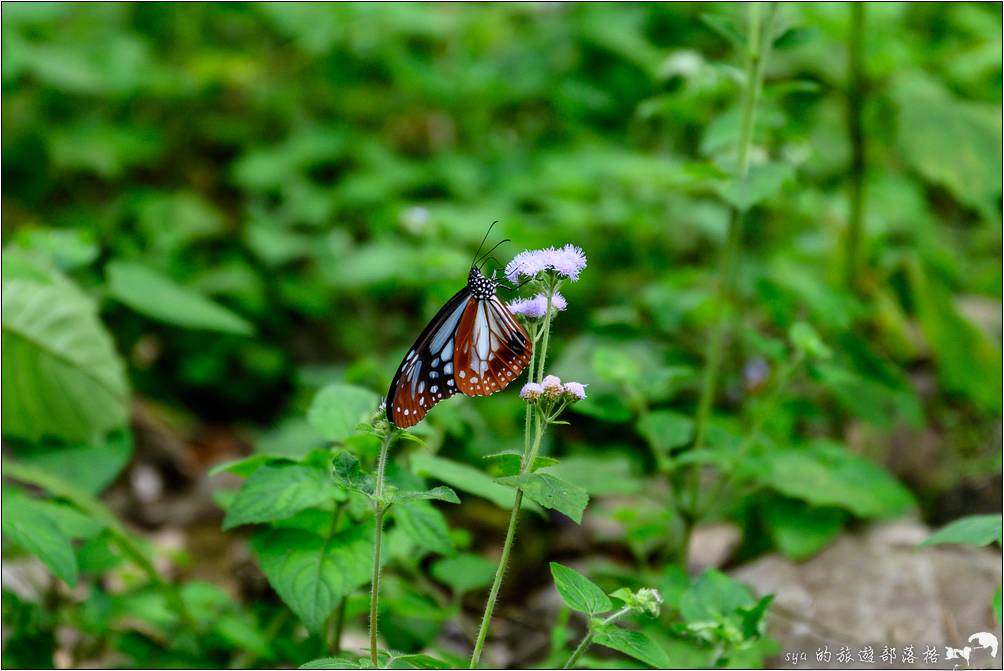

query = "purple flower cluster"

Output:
[[505, 244, 587, 283], [519, 376, 588, 402], [507, 291, 567, 319]]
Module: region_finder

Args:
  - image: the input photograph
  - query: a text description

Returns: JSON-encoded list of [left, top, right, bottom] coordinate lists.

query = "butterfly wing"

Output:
[[386, 287, 469, 428], [454, 295, 532, 396]]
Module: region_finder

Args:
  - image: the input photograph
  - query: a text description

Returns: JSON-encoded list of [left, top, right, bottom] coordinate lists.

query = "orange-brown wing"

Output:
[[454, 296, 532, 397], [387, 288, 469, 428]]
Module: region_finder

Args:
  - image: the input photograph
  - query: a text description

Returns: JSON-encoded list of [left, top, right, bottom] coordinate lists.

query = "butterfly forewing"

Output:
[[454, 296, 532, 396], [386, 288, 468, 427]]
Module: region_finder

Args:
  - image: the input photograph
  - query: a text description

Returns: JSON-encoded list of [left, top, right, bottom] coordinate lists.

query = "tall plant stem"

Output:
[[470, 289, 556, 669], [562, 607, 632, 669], [369, 431, 393, 667], [844, 2, 866, 290], [684, 2, 777, 525]]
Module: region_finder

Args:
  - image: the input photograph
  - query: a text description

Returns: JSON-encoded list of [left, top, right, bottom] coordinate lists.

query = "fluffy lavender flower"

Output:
[[507, 291, 567, 319], [541, 374, 564, 398], [550, 244, 587, 281], [505, 245, 587, 282], [520, 382, 544, 401], [562, 381, 588, 401]]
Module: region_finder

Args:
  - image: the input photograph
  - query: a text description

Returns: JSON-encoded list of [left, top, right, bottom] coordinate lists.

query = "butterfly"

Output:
[[386, 234, 532, 428]]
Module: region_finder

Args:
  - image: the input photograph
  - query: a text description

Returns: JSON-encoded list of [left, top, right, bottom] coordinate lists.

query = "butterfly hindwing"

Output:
[[454, 295, 532, 396], [386, 288, 468, 428]]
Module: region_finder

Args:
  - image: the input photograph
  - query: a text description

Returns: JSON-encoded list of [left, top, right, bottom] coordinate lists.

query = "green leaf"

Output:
[[679, 570, 754, 626], [106, 261, 253, 335], [2, 278, 130, 442], [894, 76, 1002, 214], [549, 562, 612, 615], [592, 347, 642, 387], [223, 464, 337, 530], [483, 450, 558, 476], [993, 586, 1002, 625], [430, 553, 497, 594], [390, 486, 460, 505], [918, 514, 1003, 549], [252, 521, 373, 633], [592, 625, 670, 668], [391, 500, 453, 555], [788, 322, 831, 360], [388, 653, 451, 669], [908, 259, 1002, 412], [410, 454, 537, 511], [1, 491, 78, 586], [716, 162, 794, 212], [762, 496, 843, 560], [497, 473, 589, 523], [540, 456, 641, 496], [753, 441, 915, 518], [331, 451, 375, 495], [636, 410, 694, 454], [15, 429, 133, 494], [738, 595, 774, 640], [300, 657, 361, 669], [307, 383, 379, 442]]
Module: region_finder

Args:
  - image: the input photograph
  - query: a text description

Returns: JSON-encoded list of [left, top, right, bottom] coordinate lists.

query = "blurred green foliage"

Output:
[[2, 3, 1001, 669]]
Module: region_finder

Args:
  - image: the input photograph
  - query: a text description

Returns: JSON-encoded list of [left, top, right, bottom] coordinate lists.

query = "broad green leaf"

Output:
[[918, 514, 1003, 549], [252, 522, 373, 633], [2, 491, 78, 585], [788, 322, 831, 360], [430, 553, 497, 594], [636, 410, 693, 454], [14, 429, 133, 494], [307, 383, 379, 442], [387, 653, 452, 669], [483, 450, 558, 476], [331, 451, 375, 495], [497, 473, 589, 523], [541, 455, 641, 496], [754, 441, 915, 518], [2, 278, 130, 442], [592, 347, 642, 387], [716, 162, 794, 212], [390, 486, 460, 505], [300, 657, 361, 669], [993, 587, 1002, 625], [223, 464, 337, 530], [908, 259, 1002, 412], [391, 500, 453, 555], [894, 76, 1002, 214], [593, 625, 670, 668], [410, 454, 537, 511], [549, 562, 612, 615], [762, 496, 843, 560], [679, 570, 754, 626], [106, 261, 254, 335], [210, 454, 291, 478]]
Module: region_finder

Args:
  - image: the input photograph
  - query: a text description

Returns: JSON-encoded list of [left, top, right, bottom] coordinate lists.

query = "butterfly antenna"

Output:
[[471, 221, 499, 268], [477, 239, 510, 269]]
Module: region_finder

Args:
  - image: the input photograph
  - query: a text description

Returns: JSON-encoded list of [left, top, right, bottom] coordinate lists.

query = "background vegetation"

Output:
[[2, 3, 1001, 668]]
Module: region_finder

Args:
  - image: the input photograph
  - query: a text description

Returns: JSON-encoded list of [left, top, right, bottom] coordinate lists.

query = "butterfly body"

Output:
[[386, 266, 532, 428]]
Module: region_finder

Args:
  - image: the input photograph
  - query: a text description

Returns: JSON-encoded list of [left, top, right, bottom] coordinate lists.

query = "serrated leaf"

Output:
[[410, 454, 537, 511], [918, 514, 1003, 549], [391, 500, 452, 555], [497, 473, 589, 523], [391, 486, 459, 505], [331, 451, 374, 495], [223, 464, 337, 530], [106, 261, 253, 335], [549, 562, 612, 615], [2, 491, 78, 585], [430, 553, 497, 594], [307, 383, 379, 442], [593, 625, 670, 668], [483, 450, 558, 476], [300, 657, 361, 669], [679, 570, 754, 626], [252, 522, 372, 633], [2, 278, 130, 442]]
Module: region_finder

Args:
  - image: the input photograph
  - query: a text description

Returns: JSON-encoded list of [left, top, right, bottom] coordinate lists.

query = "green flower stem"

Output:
[[470, 280, 559, 668], [562, 607, 633, 670], [684, 1, 777, 523], [844, 1, 866, 290], [369, 431, 394, 667], [3, 461, 202, 651]]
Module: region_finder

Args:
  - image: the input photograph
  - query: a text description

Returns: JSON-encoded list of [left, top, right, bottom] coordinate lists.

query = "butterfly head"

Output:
[[467, 265, 498, 300]]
